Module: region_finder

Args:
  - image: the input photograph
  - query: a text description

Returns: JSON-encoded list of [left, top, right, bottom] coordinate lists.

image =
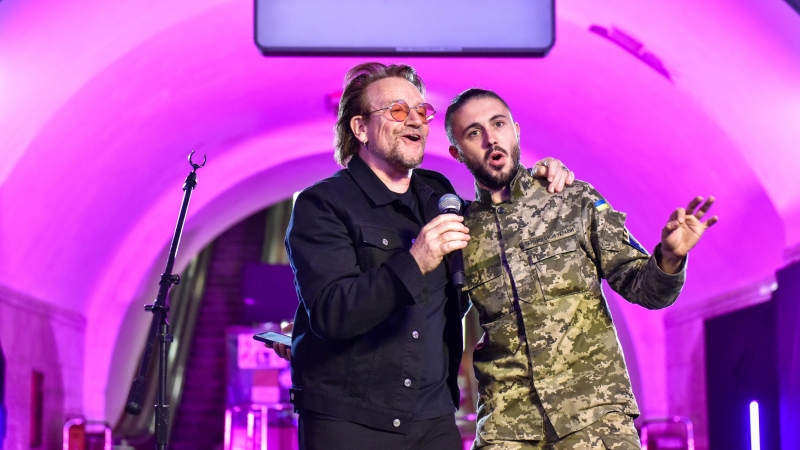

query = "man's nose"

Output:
[[483, 128, 498, 148], [404, 108, 424, 126]]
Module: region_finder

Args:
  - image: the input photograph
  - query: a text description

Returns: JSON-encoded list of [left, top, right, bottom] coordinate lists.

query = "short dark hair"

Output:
[[333, 62, 426, 166], [444, 88, 512, 146]]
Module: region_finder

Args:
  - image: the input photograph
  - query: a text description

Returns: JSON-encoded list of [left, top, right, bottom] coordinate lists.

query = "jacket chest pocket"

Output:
[[358, 225, 404, 270], [524, 234, 589, 301], [464, 259, 510, 325]]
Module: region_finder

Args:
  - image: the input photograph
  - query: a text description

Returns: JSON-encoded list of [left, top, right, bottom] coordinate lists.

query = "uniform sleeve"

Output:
[[285, 185, 424, 340], [580, 184, 686, 310]]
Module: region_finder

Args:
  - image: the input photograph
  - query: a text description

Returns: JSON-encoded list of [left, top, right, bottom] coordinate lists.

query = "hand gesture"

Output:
[[660, 196, 718, 272], [531, 157, 576, 193]]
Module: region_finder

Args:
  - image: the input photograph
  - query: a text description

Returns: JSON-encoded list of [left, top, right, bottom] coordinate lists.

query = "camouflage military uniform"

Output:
[[463, 166, 686, 449]]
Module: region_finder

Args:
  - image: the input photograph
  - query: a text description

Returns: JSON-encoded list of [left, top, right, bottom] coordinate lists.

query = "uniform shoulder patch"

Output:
[[594, 199, 609, 211], [628, 234, 649, 255]]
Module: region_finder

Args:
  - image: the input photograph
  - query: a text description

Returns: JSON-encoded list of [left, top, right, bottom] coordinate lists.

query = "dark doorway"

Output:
[[775, 262, 800, 450], [705, 300, 780, 450]]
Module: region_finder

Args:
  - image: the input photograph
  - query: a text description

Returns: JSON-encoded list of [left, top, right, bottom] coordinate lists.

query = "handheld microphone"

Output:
[[438, 194, 465, 288]]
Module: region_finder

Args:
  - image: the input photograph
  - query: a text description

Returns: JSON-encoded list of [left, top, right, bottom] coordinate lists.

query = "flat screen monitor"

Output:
[[255, 0, 555, 57]]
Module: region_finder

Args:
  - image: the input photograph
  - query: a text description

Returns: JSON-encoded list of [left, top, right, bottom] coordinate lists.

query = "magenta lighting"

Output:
[[750, 400, 761, 450]]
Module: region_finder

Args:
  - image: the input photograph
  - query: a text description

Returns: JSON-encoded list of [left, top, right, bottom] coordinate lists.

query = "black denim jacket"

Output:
[[285, 153, 470, 434]]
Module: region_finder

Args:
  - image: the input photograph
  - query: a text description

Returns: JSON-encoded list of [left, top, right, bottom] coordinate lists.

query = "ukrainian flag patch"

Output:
[[594, 199, 609, 212]]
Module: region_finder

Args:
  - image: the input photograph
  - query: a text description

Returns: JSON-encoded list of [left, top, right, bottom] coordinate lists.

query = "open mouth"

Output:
[[488, 149, 507, 166], [402, 133, 422, 143]]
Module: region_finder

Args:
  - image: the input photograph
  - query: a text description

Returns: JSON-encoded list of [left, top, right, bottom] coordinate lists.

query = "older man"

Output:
[[445, 88, 718, 449], [280, 64, 571, 450]]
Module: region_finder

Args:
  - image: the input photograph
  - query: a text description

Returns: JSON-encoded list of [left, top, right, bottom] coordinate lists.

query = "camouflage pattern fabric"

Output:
[[463, 166, 685, 445], [473, 411, 641, 449]]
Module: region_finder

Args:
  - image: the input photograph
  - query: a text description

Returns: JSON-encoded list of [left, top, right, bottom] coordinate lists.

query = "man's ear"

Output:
[[515, 122, 521, 141], [448, 146, 463, 163], [350, 115, 368, 145]]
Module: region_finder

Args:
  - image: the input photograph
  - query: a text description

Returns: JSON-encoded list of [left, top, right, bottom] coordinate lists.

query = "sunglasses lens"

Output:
[[418, 103, 435, 121], [389, 103, 409, 121]]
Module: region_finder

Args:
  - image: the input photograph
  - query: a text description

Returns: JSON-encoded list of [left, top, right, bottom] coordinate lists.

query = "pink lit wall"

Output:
[[0, 1, 798, 449]]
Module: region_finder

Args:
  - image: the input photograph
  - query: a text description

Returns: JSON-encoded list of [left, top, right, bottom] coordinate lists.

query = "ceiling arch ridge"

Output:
[[82, 119, 340, 312]]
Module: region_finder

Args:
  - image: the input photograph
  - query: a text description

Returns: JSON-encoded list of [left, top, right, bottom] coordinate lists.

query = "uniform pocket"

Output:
[[524, 235, 588, 301], [464, 260, 509, 324]]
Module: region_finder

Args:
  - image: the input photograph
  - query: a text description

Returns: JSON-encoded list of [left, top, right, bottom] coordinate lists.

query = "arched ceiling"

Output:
[[1, 0, 798, 419]]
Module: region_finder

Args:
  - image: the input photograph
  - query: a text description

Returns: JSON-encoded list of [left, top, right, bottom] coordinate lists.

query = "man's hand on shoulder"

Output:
[[531, 157, 576, 193], [659, 196, 719, 274]]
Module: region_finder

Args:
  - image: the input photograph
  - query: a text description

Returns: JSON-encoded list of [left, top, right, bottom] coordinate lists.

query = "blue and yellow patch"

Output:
[[594, 199, 609, 212]]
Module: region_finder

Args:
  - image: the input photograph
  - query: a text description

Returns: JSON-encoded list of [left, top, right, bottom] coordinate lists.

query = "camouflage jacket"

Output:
[[463, 166, 686, 441]]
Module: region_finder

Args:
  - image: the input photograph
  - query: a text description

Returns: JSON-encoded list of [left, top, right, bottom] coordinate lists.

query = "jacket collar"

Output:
[[474, 164, 532, 206], [347, 152, 434, 208]]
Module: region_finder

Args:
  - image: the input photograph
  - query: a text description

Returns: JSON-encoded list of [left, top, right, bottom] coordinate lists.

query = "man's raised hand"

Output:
[[659, 196, 718, 273]]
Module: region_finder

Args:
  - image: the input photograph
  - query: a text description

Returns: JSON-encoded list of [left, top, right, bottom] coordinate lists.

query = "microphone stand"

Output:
[[124, 152, 206, 450]]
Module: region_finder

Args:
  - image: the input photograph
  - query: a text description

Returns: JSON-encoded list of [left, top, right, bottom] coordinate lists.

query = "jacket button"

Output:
[[382, 238, 388, 245], [412, 331, 419, 339], [497, 207, 505, 214], [393, 419, 401, 427], [404, 379, 411, 387]]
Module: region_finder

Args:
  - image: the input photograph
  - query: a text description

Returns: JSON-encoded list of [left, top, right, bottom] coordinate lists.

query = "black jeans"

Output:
[[298, 413, 462, 450]]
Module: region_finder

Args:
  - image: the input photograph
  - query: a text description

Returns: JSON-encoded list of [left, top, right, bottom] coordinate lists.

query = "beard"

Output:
[[368, 128, 426, 171], [463, 143, 521, 191]]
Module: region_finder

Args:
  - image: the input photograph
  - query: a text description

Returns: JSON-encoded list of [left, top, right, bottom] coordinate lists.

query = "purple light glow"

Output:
[[224, 409, 232, 450], [224, 406, 271, 450], [640, 416, 695, 450], [750, 401, 760, 450]]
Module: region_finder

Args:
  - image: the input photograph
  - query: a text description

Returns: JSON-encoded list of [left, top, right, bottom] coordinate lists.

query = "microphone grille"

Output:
[[438, 194, 462, 214]]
